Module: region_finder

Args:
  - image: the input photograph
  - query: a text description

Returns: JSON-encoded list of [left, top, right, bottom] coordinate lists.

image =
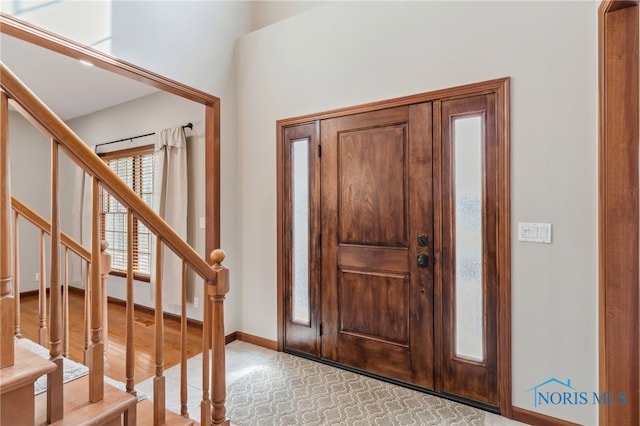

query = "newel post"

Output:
[[209, 249, 229, 426], [0, 91, 14, 368]]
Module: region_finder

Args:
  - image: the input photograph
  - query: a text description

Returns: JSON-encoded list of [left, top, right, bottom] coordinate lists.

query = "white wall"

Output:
[[235, 1, 598, 424], [251, 1, 326, 31], [108, 0, 255, 335]]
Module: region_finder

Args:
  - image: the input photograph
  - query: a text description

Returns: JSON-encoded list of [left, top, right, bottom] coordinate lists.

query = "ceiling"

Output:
[[0, 33, 159, 121]]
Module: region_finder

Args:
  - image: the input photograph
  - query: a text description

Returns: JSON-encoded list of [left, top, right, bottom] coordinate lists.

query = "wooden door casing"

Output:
[[320, 104, 434, 388], [598, 3, 640, 425], [277, 77, 511, 414]]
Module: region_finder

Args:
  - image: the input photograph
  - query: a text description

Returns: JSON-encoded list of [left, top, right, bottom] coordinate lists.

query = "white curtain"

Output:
[[151, 127, 188, 305]]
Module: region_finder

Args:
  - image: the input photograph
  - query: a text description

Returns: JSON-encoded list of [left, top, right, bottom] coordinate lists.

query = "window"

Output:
[[100, 145, 154, 281]]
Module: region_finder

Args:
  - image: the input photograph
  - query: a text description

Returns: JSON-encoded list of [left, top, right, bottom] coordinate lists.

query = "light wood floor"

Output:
[[18, 291, 203, 383]]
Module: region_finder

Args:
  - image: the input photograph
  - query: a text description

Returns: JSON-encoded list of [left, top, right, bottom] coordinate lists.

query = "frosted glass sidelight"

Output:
[[454, 116, 484, 362], [292, 138, 310, 325]]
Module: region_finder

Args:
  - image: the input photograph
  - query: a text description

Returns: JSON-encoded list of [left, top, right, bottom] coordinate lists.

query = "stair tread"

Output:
[[136, 399, 198, 426], [0, 344, 57, 395], [35, 375, 137, 426]]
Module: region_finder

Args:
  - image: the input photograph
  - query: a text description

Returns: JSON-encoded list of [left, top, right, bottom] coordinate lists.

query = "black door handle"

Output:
[[417, 253, 429, 268]]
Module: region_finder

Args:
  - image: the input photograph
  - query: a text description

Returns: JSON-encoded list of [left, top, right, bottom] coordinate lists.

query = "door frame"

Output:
[[598, 1, 639, 425], [276, 77, 511, 416]]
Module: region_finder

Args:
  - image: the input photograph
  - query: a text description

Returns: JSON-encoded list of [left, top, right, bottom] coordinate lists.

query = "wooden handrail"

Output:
[[0, 63, 215, 282], [11, 196, 91, 262]]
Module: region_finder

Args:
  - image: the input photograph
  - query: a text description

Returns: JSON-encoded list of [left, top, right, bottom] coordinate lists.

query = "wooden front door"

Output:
[[320, 104, 435, 388], [279, 80, 510, 411]]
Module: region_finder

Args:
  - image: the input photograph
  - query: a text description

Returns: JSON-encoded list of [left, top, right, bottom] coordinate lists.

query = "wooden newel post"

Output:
[[0, 91, 15, 368], [101, 241, 111, 358], [209, 249, 229, 426]]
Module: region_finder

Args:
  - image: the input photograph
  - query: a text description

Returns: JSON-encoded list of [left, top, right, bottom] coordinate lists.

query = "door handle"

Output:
[[417, 234, 429, 247], [417, 253, 429, 268]]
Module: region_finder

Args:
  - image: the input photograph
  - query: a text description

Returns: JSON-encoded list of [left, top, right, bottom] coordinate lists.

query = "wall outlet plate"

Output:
[[518, 222, 552, 243]]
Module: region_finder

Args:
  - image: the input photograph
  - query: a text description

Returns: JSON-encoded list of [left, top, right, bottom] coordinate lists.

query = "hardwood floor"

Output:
[[18, 290, 203, 384]]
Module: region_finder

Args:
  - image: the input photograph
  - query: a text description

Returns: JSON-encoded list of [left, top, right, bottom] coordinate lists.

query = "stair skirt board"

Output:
[[15, 337, 148, 401]]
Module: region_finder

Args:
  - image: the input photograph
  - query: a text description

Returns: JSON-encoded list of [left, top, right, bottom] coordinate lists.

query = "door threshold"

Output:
[[284, 348, 500, 415]]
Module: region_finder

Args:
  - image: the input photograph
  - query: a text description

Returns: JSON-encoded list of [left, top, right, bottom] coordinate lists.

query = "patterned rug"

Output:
[[227, 352, 484, 426]]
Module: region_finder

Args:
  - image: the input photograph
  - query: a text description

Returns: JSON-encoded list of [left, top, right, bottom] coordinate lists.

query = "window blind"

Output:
[[100, 147, 154, 277]]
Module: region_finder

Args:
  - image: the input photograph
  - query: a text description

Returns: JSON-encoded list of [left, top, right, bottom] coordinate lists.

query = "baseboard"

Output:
[[511, 407, 581, 426], [234, 331, 278, 351], [26, 287, 275, 351], [58, 286, 208, 330], [20, 288, 48, 298], [225, 331, 238, 345]]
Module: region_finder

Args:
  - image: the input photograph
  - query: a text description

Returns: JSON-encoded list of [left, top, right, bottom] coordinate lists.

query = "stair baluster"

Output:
[[63, 247, 69, 357], [180, 259, 188, 417], [13, 210, 20, 339], [38, 230, 47, 346], [201, 266, 211, 425], [47, 139, 63, 422], [125, 209, 136, 396], [154, 236, 166, 425], [101, 240, 111, 359]]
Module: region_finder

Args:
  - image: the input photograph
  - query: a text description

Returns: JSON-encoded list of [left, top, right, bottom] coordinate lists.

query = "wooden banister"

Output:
[[1, 58, 230, 424], [1, 62, 215, 283]]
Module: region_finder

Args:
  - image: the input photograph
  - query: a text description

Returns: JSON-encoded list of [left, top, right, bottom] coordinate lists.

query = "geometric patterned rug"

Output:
[[227, 351, 484, 425]]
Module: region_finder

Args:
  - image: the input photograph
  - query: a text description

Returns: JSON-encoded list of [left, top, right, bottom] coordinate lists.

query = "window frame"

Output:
[[99, 144, 154, 282]]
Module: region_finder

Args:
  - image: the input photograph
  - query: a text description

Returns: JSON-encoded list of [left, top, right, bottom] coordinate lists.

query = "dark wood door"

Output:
[[320, 104, 434, 388], [437, 94, 498, 404], [282, 122, 320, 356]]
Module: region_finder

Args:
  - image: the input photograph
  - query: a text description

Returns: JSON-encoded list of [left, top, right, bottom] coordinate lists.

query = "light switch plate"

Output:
[[199, 217, 206, 229], [518, 222, 552, 243]]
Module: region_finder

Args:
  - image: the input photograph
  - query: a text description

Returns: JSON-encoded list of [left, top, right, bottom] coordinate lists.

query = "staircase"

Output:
[[0, 41, 229, 426]]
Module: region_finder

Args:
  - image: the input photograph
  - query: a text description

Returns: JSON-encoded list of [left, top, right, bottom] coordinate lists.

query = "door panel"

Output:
[[438, 94, 498, 404], [321, 103, 434, 388], [338, 126, 407, 246], [282, 122, 320, 356], [339, 269, 409, 345]]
